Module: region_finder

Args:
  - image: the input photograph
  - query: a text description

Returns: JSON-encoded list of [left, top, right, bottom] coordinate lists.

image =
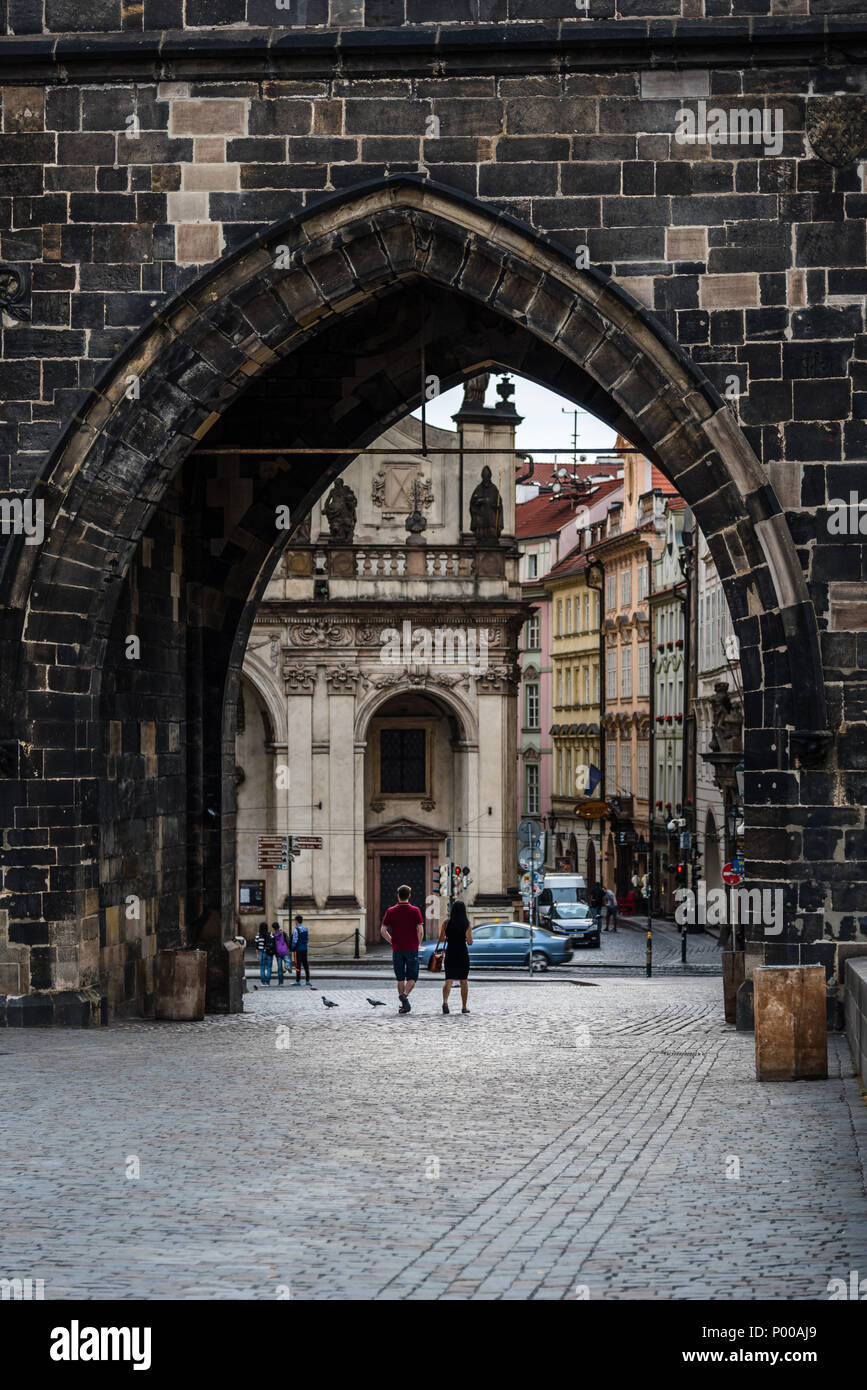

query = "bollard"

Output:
[[754, 964, 828, 1081], [722, 950, 745, 1024], [354, 927, 360, 960], [735, 977, 754, 1032], [155, 949, 207, 1021]]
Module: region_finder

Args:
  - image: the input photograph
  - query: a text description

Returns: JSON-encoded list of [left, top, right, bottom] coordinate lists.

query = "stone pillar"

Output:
[[283, 669, 316, 900], [325, 668, 360, 900], [475, 686, 517, 905], [754, 964, 828, 1081]]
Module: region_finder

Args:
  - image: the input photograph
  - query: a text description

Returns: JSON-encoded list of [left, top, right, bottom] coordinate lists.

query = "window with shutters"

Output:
[[525, 682, 540, 729], [606, 740, 617, 796], [606, 648, 617, 700], [606, 573, 616, 611], [638, 742, 649, 800], [620, 741, 632, 796], [621, 646, 632, 699], [525, 763, 540, 815], [638, 644, 649, 697], [621, 567, 632, 607]]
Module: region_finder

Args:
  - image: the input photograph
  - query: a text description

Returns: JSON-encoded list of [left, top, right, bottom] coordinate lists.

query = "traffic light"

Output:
[[674, 861, 687, 888], [432, 864, 441, 894]]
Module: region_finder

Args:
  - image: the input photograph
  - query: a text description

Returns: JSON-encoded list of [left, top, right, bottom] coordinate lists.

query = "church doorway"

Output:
[[379, 856, 426, 930]]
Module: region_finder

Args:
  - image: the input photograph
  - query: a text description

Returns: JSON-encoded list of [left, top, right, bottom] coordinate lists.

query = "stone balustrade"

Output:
[[353, 547, 476, 579]]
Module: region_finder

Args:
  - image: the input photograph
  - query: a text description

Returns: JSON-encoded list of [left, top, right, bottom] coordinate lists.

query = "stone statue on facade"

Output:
[[323, 478, 357, 543], [709, 681, 742, 753], [469, 464, 504, 543], [463, 372, 490, 405]]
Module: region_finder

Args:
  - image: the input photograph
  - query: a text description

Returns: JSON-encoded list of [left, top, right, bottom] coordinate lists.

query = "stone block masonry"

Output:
[[0, 17, 865, 1022]]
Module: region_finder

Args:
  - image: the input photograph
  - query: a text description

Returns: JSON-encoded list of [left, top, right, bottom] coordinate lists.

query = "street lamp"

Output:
[[728, 758, 745, 851]]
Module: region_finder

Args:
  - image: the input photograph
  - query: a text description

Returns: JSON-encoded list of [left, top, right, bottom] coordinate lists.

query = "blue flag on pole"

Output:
[[586, 765, 602, 795]]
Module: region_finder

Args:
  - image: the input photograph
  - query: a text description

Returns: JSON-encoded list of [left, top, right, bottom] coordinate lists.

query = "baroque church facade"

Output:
[[234, 382, 529, 950]]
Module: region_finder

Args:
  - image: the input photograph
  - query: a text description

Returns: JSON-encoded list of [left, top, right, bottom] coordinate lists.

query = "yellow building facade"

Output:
[[545, 556, 602, 884]]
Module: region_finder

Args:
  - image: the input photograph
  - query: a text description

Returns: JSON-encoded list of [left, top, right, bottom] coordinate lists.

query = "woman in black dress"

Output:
[[437, 900, 473, 1015]]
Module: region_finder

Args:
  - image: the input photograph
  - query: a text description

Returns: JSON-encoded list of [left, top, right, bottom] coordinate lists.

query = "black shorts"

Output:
[[392, 950, 420, 983]]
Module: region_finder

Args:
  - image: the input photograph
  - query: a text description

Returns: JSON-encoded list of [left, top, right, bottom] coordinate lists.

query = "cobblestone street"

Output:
[[2, 975, 865, 1301]]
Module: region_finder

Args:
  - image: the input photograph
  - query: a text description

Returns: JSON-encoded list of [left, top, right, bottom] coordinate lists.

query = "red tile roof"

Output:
[[515, 476, 623, 540]]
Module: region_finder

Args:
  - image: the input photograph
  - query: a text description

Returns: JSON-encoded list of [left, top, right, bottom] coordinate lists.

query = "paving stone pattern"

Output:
[[1, 975, 865, 1299]]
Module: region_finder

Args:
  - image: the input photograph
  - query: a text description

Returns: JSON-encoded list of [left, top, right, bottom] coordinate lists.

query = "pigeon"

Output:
[[366, 997, 386, 1008], [322, 996, 339, 1008]]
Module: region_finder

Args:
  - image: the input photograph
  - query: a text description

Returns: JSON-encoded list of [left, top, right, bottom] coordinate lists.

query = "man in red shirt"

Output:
[[381, 884, 424, 1014]]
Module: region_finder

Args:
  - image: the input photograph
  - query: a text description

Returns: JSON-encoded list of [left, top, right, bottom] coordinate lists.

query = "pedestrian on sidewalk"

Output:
[[436, 899, 473, 1015], [590, 882, 604, 934], [255, 921, 278, 985], [292, 913, 313, 988], [381, 884, 423, 1014], [604, 887, 618, 933], [271, 920, 288, 986]]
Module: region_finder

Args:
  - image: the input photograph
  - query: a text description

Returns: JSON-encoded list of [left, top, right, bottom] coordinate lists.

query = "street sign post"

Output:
[[722, 861, 743, 886], [517, 818, 541, 848], [257, 835, 291, 870], [292, 836, 323, 850]]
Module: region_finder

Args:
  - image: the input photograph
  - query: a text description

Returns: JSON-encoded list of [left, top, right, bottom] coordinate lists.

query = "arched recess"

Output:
[[242, 654, 289, 750], [0, 176, 828, 1020], [354, 679, 477, 748]]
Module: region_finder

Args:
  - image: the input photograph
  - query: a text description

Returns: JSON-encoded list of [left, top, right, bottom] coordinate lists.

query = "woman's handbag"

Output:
[[427, 945, 445, 973]]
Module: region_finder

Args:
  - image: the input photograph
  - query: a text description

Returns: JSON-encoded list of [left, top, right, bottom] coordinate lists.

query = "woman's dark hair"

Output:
[[271, 921, 280, 932], [449, 900, 469, 931], [258, 921, 268, 931]]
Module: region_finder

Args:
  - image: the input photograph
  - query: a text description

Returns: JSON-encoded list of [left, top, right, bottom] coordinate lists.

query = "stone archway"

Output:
[[0, 177, 831, 1023]]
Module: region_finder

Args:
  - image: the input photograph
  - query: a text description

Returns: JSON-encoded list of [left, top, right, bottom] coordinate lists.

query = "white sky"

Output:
[[412, 374, 617, 465]]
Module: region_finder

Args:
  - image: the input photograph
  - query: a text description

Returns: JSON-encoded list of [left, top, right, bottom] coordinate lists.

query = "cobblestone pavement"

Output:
[[1, 976, 865, 1301]]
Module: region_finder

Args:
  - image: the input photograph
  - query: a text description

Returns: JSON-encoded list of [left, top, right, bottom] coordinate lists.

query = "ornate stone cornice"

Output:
[[288, 619, 352, 647], [363, 670, 471, 693]]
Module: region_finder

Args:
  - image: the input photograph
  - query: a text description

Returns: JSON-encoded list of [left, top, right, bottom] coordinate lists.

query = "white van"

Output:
[[536, 873, 587, 929]]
